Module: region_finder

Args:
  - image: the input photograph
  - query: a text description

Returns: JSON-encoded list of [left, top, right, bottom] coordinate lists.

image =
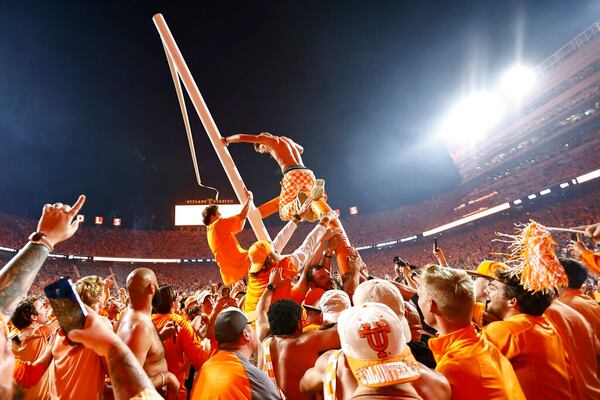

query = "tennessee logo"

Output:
[[359, 321, 390, 358]]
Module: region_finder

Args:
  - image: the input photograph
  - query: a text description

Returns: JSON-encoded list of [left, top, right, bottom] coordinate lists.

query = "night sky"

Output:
[[1, 1, 598, 229]]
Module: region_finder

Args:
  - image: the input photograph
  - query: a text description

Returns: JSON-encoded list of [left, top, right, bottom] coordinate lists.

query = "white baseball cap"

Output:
[[337, 303, 421, 388], [352, 279, 411, 342], [319, 290, 351, 324]]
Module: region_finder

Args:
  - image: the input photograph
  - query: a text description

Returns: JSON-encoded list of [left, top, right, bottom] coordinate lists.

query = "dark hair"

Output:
[[202, 205, 219, 226], [559, 257, 588, 289], [187, 305, 200, 319], [11, 297, 39, 330], [152, 285, 176, 314], [495, 270, 553, 316], [268, 299, 301, 335], [307, 265, 326, 283]]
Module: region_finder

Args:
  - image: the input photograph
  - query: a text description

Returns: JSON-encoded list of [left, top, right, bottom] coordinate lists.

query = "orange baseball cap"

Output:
[[468, 260, 509, 279], [248, 240, 273, 273]]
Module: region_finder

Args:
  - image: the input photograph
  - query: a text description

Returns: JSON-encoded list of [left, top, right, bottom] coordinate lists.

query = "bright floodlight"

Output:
[[442, 92, 505, 143], [499, 65, 536, 100]]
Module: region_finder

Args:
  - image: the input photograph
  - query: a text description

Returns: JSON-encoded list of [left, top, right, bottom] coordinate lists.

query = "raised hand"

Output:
[[269, 267, 285, 288], [38, 195, 86, 248], [572, 223, 600, 245]]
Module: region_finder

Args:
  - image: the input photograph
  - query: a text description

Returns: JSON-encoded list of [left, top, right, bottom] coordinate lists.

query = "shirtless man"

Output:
[[255, 268, 341, 399], [223, 132, 323, 221], [117, 268, 179, 398]]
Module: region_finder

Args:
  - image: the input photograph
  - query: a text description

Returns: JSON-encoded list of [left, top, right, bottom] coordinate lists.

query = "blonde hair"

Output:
[[421, 264, 474, 323], [75, 276, 105, 307]]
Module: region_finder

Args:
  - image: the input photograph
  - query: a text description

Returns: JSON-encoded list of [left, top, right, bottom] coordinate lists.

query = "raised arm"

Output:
[[256, 268, 282, 342], [0, 195, 85, 318], [223, 133, 277, 146], [238, 189, 254, 221]]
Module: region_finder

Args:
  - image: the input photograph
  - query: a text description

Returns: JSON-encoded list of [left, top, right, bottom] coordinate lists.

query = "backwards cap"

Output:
[[338, 303, 420, 388]]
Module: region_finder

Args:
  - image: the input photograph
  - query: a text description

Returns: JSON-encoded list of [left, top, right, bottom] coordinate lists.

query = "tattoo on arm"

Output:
[[0, 243, 49, 318], [107, 341, 155, 400]]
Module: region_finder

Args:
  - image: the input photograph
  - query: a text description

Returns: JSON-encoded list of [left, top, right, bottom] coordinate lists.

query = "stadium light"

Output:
[[513, 199, 522, 205], [400, 235, 417, 242], [499, 65, 536, 100], [93, 256, 182, 263], [576, 168, 600, 184], [540, 189, 551, 196], [442, 92, 505, 143], [560, 182, 570, 189], [376, 240, 398, 248], [528, 194, 537, 199], [423, 202, 511, 237]]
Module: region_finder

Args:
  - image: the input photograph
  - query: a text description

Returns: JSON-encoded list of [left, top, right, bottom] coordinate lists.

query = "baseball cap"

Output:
[[248, 241, 273, 273], [338, 303, 421, 388], [352, 279, 411, 342], [303, 288, 326, 311], [214, 307, 257, 344], [467, 260, 509, 280], [184, 295, 198, 309], [319, 289, 351, 324], [196, 291, 212, 305]]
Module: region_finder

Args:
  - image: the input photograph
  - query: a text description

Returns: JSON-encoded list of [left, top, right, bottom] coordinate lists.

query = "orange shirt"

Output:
[[581, 248, 600, 275], [244, 258, 299, 313], [191, 350, 279, 400], [472, 302, 485, 327], [428, 324, 525, 399], [545, 300, 600, 399], [483, 313, 573, 399], [13, 359, 47, 389], [559, 288, 600, 335], [50, 320, 109, 400], [13, 324, 55, 400], [152, 313, 207, 400], [207, 215, 250, 286]]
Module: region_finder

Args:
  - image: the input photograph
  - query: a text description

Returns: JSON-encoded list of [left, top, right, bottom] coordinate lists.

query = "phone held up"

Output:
[[44, 277, 88, 345]]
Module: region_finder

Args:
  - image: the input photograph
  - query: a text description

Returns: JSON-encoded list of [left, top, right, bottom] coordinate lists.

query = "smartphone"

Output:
[[570, 233, 577, 241], [434, 237, 439, 251], [44, 277, 88, 340]]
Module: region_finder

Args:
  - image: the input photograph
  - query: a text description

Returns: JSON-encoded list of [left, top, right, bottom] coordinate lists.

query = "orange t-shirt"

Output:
[[191, 350, 279, 399], [207, 216, 250, 286], [244, 258, 299, 313], [13, 359, 47, 389], [50, 319, 110, 400], [545, 300, 600, 399], [152, 313, 207, 400], [12, 324, 55, 400], [559, 288, 600, 335], [429, 324, 525, 399], [483, 313, 573, 399], [472, 302, 485, 327]]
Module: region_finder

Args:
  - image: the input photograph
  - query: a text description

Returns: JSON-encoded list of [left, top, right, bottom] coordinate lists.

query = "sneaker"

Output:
[[310, 179, 325, 200], [296, 191, 318, 222]]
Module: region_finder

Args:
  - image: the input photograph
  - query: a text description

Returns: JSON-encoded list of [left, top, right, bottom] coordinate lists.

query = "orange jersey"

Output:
[[429, 324, 525, 399], [50, 322, 109, 400], [244, 258, 299, 313], [559, 288, 600, 335], [207, 215, 250, 286], [472, 302, 485, 327], [13, 325, 55, 400], [483, 313, 573, 399], [545, 300, 600, 399], [152, 313, 207, 399], [191, 350, 279, 400]]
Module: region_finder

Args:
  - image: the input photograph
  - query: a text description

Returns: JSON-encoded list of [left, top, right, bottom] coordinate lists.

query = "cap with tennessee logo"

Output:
[[467, 260, 509, 280], [337, 302, 421, 388]]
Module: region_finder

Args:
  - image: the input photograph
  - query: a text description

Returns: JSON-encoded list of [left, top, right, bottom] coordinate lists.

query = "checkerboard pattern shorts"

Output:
[[279, 168, 316, 221]]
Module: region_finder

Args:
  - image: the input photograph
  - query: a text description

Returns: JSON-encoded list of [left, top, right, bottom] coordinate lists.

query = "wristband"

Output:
[[28, 232, 54, 253], [266, 283, 276, 292]]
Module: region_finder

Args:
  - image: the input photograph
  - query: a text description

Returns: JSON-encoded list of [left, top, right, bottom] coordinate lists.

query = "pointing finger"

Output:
[[68, 195, 86, 217]]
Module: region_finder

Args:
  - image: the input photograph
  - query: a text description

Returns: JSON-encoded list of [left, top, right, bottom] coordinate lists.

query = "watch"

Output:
[[266, 283, 276, 292], [28, 232, 54, 253]]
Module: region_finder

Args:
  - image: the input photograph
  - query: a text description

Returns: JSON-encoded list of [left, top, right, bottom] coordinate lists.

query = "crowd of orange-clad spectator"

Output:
[[2, 178, 597, 297]]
